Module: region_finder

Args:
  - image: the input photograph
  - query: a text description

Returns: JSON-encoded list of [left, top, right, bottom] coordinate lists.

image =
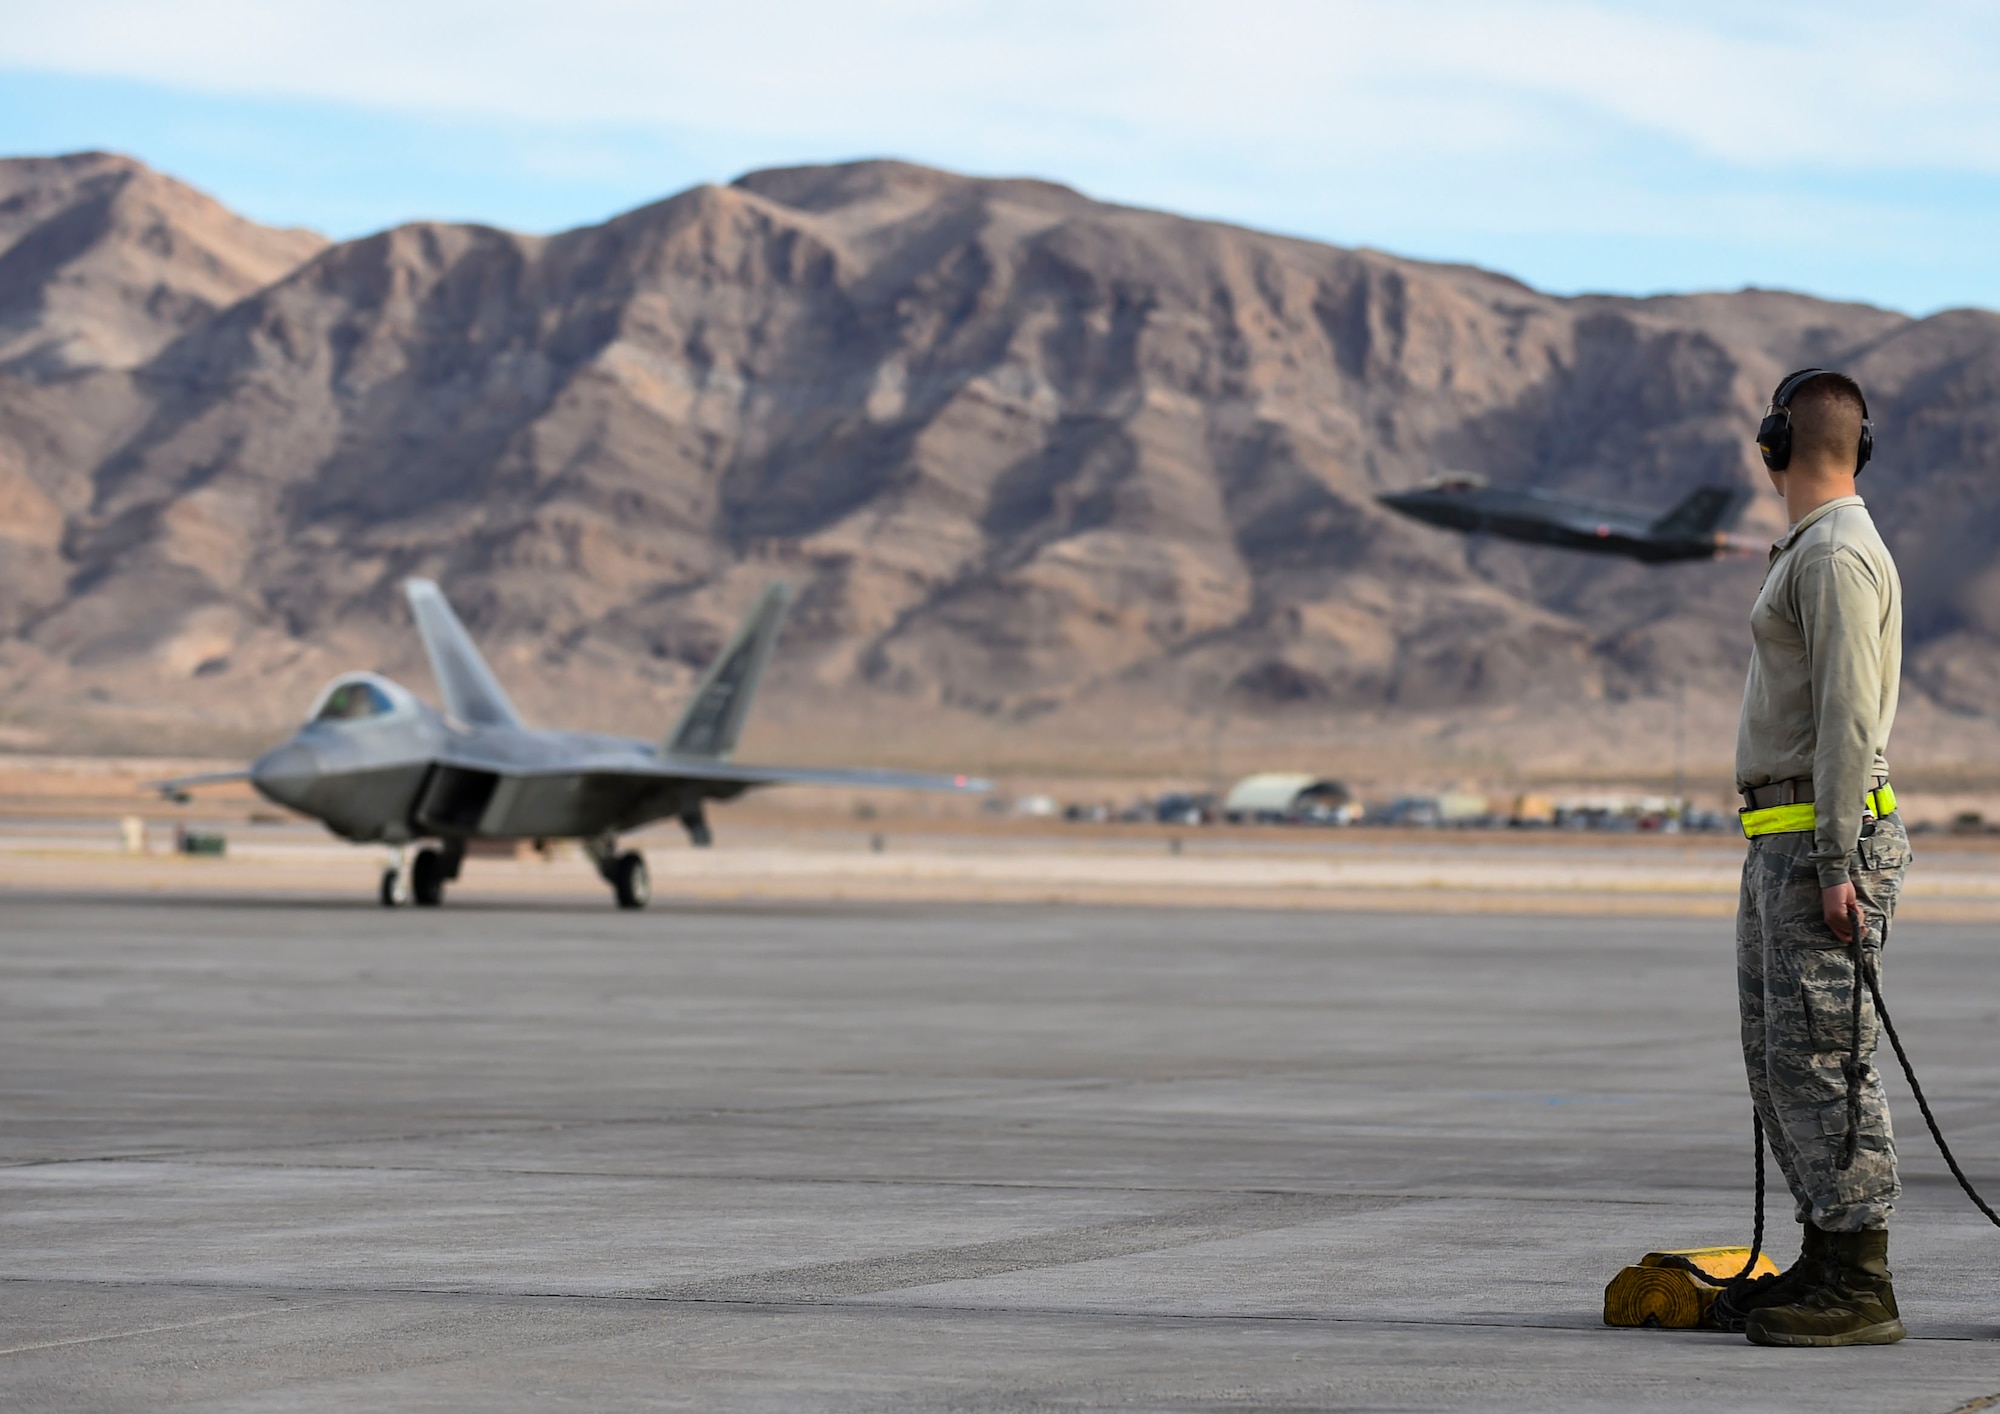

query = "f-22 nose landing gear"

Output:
[[379, 846, 409, 907], [378, 841, 463, 907], [586, 836, 650, 910]]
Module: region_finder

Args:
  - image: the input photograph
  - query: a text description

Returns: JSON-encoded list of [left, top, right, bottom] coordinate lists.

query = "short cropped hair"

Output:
[[1787, 371, 1867, 470]]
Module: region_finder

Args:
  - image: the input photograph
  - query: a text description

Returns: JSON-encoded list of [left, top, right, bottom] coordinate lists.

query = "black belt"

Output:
[[1740, 775, 1888, 810]]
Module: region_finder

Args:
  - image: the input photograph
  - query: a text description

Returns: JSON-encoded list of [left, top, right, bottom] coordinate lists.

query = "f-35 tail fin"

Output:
[[404, 579, 524, 729], [1651, 485, 1751, 539], [664, 584, 791, 760]]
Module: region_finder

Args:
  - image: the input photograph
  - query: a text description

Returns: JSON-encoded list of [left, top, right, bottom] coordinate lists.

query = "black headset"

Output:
[[1756, 367, 1873, 475]]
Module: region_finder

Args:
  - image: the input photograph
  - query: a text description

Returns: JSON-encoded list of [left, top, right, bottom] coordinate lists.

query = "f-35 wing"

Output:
[[1650, 485, 1751, 538]]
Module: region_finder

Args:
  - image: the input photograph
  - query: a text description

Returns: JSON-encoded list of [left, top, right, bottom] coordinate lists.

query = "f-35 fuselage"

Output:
[[1378, 477, 1753, 563]]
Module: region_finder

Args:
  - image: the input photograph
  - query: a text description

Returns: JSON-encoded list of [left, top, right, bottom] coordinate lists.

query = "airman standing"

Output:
[[1720, 369, 1910, 1348]]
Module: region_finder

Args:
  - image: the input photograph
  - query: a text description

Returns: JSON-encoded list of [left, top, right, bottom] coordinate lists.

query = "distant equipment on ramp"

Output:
[[1378, 473, 1755, 562], [1221, 774, 1354, 825], [153, 581, 987, 910]]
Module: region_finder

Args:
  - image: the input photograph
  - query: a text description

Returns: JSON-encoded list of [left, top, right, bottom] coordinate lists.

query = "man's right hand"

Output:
[[1823, 880, 1859, 942]]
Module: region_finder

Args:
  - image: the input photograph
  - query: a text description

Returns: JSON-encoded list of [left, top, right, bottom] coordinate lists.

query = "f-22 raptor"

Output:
[[157, 581, 986, 910], [1378, 474, 1755, 563]]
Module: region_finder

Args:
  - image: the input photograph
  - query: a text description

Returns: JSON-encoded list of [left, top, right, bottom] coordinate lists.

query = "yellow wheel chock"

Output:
[[1603, 1247, 1780, 1329]]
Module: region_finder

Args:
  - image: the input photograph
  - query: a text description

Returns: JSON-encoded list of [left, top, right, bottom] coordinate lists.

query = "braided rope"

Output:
[[1862, 941, 2000, 1229]]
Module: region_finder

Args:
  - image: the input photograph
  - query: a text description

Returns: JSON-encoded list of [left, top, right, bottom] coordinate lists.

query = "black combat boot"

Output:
[[1744, 1228, 1906, 1347], [1711, 1224, 1829, 1333]]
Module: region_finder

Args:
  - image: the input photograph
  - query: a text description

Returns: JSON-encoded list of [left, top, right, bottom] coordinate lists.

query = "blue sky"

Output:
[[4, 1, 1998, 315]]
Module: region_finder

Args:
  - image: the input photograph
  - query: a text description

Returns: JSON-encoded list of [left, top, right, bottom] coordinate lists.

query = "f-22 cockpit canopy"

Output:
[[304, 672, 420, 726]]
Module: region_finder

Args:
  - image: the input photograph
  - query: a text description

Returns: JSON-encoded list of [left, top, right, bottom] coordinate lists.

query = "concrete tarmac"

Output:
[[4, 894, 2000, 1411]]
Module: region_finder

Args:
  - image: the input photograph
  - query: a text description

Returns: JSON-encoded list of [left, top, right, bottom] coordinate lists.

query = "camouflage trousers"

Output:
[[1737, 812, 1912, 1232]]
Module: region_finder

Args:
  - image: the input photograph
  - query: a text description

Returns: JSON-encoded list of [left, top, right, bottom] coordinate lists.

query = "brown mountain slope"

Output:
[[0, 153, 327, 380], [2, 155, 1997, 783]]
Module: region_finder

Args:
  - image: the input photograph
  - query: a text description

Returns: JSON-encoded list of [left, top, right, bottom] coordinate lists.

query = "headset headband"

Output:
[[1770, 367, 1870, 422], [1759, 368, 1873, 474]]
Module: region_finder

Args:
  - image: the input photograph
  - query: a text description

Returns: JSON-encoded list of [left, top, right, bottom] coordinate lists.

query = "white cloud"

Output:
[[6, 0, 1997, 311], [6, 0, 1999, 176]]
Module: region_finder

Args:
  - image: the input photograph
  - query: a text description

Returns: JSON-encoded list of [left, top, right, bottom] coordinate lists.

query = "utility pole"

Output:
[[1208, 704, 1228, 800], [1672, 679, 1687, 829]]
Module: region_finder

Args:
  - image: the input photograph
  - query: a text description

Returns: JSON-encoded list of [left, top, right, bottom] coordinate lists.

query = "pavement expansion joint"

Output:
[[654, 1193, 1410, 1302], [6, 1276, 1989, 1344], [0, 1304, 347, 1358], [0, 1150, 1784, 1208]]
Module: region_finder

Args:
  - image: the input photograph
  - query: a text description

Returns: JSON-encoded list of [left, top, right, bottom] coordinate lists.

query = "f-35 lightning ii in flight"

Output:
[[1377, 474, 1755, 563], [155, 581, 986, 909]]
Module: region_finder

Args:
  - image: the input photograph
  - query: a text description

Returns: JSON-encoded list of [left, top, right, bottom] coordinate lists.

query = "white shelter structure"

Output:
[[1222, 773, 1354, 824]]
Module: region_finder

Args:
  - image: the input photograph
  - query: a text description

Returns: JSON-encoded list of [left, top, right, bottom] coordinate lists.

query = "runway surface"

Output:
[[5, 894, 2000, 1411]]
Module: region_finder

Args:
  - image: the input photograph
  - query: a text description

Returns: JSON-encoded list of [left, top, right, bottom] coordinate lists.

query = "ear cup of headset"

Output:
[[1757, 410, 1792, 471], [1756, 367, 1871, 475], [1757, 368, 1822, 473]]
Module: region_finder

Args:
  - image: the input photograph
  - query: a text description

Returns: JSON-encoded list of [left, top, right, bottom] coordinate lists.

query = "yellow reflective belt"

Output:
[[1740, 802, 1815, 837], [1739, 783, 1898, 839]]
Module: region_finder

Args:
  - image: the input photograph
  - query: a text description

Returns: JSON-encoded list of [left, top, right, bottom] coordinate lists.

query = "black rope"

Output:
[[1718, 1110, 1767, 1288], [1719, 892, 2000, 1328], [1820, 900, 2000, 1225], [1860, 937, 2000, 1229], [1707, 1113, 1767, 1332]]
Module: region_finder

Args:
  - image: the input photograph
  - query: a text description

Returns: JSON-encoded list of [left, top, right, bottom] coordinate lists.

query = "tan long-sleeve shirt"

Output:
[[1735, 495, 1902, 888]]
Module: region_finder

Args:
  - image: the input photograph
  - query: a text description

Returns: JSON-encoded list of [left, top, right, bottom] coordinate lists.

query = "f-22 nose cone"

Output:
[[250, 741, 320, 810]]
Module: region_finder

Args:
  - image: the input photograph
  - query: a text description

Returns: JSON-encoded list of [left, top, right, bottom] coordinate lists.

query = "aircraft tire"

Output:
[[612, 851, 650, 910], [411, 847, 447, 907], [378, 868, 404, 907]]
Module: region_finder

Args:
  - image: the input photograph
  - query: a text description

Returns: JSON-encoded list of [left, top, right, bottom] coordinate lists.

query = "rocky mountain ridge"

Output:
[[3, 151, 1998, 782]]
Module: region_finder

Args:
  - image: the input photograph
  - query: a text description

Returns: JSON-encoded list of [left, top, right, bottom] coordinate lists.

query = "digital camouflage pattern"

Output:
[[1737, 813, 1912, 1232]]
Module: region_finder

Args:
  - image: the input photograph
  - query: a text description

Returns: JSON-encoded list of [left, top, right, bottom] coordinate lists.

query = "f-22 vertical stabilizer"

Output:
[[406, 580, 524, 729], [665, 584, 790, 762]]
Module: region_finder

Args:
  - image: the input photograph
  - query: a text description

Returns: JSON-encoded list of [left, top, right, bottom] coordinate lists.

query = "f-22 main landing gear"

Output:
[[586, 836, 650, 910], [378, 841, 464, 907], [378, 837, 648, 910]]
